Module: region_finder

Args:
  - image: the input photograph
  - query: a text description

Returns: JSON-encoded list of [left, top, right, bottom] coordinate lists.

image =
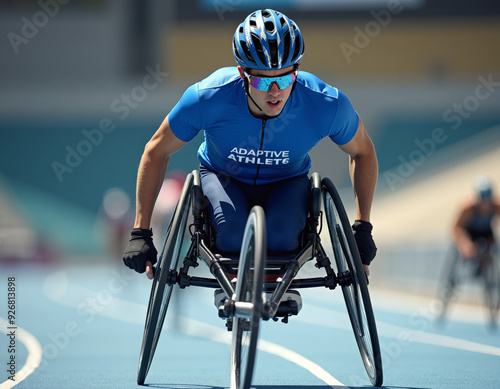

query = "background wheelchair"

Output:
[[437, 239, 500, 328], [136, 170, 383, 388]]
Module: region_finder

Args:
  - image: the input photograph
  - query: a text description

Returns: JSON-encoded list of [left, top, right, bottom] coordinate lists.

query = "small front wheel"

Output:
[[230, 206, 266, 389]]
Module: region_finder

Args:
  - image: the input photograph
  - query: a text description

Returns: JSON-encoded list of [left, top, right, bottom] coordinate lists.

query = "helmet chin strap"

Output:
[[244, 78, 263, 112]]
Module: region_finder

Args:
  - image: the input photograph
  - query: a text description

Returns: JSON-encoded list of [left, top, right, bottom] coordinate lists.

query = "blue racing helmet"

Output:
[[232, 9, 305, 70], [474, 175, 494, 201]]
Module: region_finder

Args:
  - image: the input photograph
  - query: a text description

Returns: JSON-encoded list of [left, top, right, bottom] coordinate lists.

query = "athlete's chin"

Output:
[[264, 102, 284, 116]]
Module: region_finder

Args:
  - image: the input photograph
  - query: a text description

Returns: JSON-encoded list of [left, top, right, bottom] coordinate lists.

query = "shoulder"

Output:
[[197, 67, 242, 92], [295, 71, 355, 114], [458, 193, 478, 215], [295, 71, 339, 100], [175, 67, 241, 108]]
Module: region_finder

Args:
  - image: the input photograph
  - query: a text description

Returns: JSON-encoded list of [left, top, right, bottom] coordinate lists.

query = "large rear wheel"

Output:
[[137, 172, 194, 385], [482, 252, 500, 328], [322, 177, 383, 387], [437, 245, 463, 322]]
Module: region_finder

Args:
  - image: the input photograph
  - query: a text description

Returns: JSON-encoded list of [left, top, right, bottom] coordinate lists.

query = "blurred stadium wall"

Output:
[[1, 0, 499, 301]]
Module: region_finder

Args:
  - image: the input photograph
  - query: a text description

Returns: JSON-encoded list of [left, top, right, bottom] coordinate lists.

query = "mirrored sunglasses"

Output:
[[245, 70, 297, 91]]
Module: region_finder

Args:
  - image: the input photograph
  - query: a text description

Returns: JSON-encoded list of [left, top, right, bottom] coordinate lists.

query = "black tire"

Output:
[[137, 172, 194, 385], [483, 253, 500, 328], [230, 206, 266, 389], [437, 245, 463, 322], [321, 178, 383, 387]]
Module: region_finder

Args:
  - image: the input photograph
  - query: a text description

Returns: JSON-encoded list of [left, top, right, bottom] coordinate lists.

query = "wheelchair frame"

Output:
[[137, 170, 383, 388], [438, 240, 500, 328]]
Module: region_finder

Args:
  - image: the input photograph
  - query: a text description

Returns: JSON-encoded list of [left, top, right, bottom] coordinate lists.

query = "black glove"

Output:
[[122, 228, 157, 273], [352, 220, 377, 266]]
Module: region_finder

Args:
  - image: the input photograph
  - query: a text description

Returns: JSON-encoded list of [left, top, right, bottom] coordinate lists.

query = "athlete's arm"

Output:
[[339, 118, 378, 223], [339, 118, 378, 275], [453, 201, 476, 259], [494, 199, 500, 216], [135, 115, 187, 228], [135, 115, 187, 278], [494, 200, 500, 244]]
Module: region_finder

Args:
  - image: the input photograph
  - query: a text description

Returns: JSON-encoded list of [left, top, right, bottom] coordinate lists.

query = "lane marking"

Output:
[[177, 316, 345, 388], [257, 338, 345, 387], [363, 287, 492, 325], [297, 304, 500, 357], [0, 317, 43, 389], [43, 271, 346, 387]]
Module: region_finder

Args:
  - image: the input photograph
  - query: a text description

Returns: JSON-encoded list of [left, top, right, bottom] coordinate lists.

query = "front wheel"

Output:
[[322, 178, 383, 387], [230, 206, 266, 389]]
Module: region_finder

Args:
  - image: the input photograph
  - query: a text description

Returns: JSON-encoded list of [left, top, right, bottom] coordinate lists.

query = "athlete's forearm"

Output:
[[134, 147, 169, 229], [349, 143, 378, 222], [452, 225, 470, 245]]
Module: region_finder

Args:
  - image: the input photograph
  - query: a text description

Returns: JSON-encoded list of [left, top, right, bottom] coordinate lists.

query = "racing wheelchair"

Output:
[[438, 240, 500, 328], [136, 170, 383, 388]]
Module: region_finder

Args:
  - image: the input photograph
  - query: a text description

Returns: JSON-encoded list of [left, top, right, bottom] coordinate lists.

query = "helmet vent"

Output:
[[251, 33, 267, 65], [265, 21, 275, 33], [241, 40, 256, 66], [282, 31, 290, 63], [233, 40, 243, 62], [292, 35, 302, 60], [268, 39, 278, 67]]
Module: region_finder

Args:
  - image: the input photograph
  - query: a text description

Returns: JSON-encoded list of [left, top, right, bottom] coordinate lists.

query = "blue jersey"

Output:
[[466, 207, 494, 240], [169, 67, 359, 185]]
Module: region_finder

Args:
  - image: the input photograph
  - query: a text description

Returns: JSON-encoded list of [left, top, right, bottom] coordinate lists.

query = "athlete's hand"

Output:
[[352, 220, 377, 275], [458, 239, 476, 260], [123, 228, 157, 279], [145, 261, 155, 280]]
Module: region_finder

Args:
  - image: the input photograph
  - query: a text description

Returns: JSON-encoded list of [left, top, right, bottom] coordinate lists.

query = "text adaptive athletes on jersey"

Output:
[[227, 147, 290, 165]]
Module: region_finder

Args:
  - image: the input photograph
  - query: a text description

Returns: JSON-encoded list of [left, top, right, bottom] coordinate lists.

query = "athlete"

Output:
[[452, 175, 500, 264], [122, 9, 378, 279]]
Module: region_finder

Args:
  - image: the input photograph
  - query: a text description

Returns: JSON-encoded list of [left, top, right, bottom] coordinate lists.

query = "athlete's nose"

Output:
[[268, 82, 280, 95]]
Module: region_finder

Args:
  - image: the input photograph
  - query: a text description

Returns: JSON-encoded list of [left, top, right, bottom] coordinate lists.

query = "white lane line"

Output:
[[377, 321, 500, 357], [42, 271, 345, 387], [177, 317, 345, 388], [257, 338, 345, 387], [0, 317, 43, 389], [298, 304, 500, 357], [359, 287, 490, 325]]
